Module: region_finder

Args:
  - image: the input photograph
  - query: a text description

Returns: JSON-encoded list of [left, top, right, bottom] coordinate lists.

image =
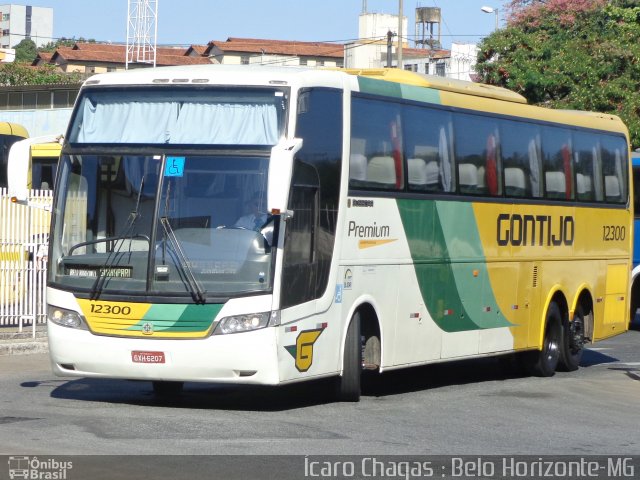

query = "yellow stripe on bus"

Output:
[[358, 239, 397, 249]]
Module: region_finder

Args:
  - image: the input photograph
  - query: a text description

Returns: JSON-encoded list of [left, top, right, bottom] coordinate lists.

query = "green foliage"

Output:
[[39, 37, 96, 53], [0, 63, 81, 86], [13, 38, 37, 64], [476, 1, 640, 148]]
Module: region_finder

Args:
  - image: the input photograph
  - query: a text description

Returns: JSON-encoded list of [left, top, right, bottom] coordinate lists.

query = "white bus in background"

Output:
[[1, 134, 61, 317]]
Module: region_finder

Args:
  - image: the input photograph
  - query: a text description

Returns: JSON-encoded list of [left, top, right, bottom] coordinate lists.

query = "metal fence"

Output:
[[0, 188, 53, 335]]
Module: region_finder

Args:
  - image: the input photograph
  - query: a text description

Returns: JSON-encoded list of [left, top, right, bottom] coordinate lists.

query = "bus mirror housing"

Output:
[[268, 138, 303, 216], [8, 134, 63, 202]]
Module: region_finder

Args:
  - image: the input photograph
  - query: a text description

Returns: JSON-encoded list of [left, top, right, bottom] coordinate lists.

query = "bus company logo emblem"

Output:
[[285, 329, 323, 372], [344, 268, 353, 290], [142, 322, 154, 335]]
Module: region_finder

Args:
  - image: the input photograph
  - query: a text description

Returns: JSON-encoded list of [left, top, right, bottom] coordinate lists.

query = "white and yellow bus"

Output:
[[0, 122, 28, 190], [7, 135, 62, 197], [1, 127, 59, 309], [46, 66, 631, 401]]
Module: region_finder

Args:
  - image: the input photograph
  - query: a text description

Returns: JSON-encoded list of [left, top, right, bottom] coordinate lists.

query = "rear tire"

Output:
[[335, 312, 362, 402], [526, 302, 562, 377], [630, 281, 639, 327], [558, 304, 585, 372]]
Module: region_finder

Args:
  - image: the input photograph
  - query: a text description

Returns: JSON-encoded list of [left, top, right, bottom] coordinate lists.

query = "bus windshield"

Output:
[[49, 152, 274, 298], [67, 87, 286, 146]]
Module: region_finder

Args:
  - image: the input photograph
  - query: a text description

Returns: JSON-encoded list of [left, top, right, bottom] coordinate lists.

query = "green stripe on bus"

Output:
[[127, 303, 222, 332], [357, 77, 441, 104], [358, 77, 403, 98], [397, 199, 513, 332], [399, 83, 441, 104]]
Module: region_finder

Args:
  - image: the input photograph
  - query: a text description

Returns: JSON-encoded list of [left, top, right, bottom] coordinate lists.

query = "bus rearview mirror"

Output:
[[268, 138, 303, 214]]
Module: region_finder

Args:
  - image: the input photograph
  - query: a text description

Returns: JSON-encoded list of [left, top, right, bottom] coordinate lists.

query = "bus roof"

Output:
[[31, 142, 62, 158], [0, 122, 28, 138], [342, 68, 528, 104], [80, 65, 628, 137]]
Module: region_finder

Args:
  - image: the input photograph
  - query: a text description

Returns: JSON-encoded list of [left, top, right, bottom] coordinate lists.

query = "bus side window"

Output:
[[573, 132, 598, 202], [453, 113, 500, 196], [401, 104, 451, 193], [350, 96, 404, 191], [601, 136, 628, 204], [500, 121, 540, 199], [283, 87, 342, 308], [542, 126, 573, 200]]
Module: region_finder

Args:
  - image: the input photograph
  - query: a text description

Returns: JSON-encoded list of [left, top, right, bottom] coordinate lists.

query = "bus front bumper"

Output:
[[47, 321, 281, 385]]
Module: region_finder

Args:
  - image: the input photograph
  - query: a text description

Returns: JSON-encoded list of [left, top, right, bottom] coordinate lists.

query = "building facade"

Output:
[[204, 38, 344, 68], [344, 11, 479, 82], [0, 4, 53, 48], [345, 12, 410, 70]]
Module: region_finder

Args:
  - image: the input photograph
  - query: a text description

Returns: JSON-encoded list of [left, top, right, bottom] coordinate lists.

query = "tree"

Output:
[[476, 0, 640, 148], [13, 38, 37, 64], [39, 37, 96, 52]]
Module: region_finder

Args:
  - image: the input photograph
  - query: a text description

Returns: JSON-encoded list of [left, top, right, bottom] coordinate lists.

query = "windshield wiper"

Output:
[[88, 174, 147, 298], [159, 216, 206, 303]]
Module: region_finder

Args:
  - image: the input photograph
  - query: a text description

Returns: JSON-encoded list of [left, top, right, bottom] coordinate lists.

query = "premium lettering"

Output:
[[348, 221, 390, 238], [497, 214, 574, 247]]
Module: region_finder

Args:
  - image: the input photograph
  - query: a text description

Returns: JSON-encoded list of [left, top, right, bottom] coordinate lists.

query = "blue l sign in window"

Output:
[[164, 157, 185, 177]]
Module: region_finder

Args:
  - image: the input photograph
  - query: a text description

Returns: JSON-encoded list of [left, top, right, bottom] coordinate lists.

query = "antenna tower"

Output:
[[126, 0, 158, 69]]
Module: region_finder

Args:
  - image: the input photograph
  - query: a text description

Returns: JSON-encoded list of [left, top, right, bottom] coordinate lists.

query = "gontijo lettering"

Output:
[[497, 214, 574, 247]]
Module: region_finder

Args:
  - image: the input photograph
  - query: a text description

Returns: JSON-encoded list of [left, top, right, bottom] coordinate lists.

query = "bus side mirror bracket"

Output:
[[268, 138, 303, 216]]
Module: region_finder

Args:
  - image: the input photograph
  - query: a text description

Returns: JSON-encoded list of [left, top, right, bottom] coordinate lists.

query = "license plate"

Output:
[[131, 351, 165, 364]]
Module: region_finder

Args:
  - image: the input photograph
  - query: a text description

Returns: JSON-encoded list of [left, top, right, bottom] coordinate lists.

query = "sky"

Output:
[[7, 0, 510, 49]]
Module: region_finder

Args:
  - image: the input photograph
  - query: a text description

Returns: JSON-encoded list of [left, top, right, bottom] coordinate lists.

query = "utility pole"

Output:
[[397, 0, 403, 69], [386, 30, 393, 67]]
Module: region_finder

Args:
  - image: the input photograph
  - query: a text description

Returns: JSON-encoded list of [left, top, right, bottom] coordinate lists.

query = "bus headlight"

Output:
[[48, 305, 86, 330], [213, 312, 272, 335]]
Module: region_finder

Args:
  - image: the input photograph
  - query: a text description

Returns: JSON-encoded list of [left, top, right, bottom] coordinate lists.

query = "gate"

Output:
[[0, 188, 53, 336]]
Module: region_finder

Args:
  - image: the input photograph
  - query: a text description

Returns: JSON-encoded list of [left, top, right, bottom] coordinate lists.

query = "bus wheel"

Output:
[[558, 305, 585, 372], [152, 381, 184, 397], [526, 302, 562, 377], [335, 312, 362, 402], [630, 282, 640, 327]]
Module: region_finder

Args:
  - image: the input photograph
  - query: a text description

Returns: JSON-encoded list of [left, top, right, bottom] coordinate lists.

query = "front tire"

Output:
[[526, 302, 562, 377], [335, 312, 362, 402]]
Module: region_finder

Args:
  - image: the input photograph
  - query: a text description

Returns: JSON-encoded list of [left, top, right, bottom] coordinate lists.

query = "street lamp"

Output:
[[481, 6, 499, 31]]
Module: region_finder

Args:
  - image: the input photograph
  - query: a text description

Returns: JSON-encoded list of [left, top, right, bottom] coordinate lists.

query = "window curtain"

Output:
[[75, 98, 278, 145]]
